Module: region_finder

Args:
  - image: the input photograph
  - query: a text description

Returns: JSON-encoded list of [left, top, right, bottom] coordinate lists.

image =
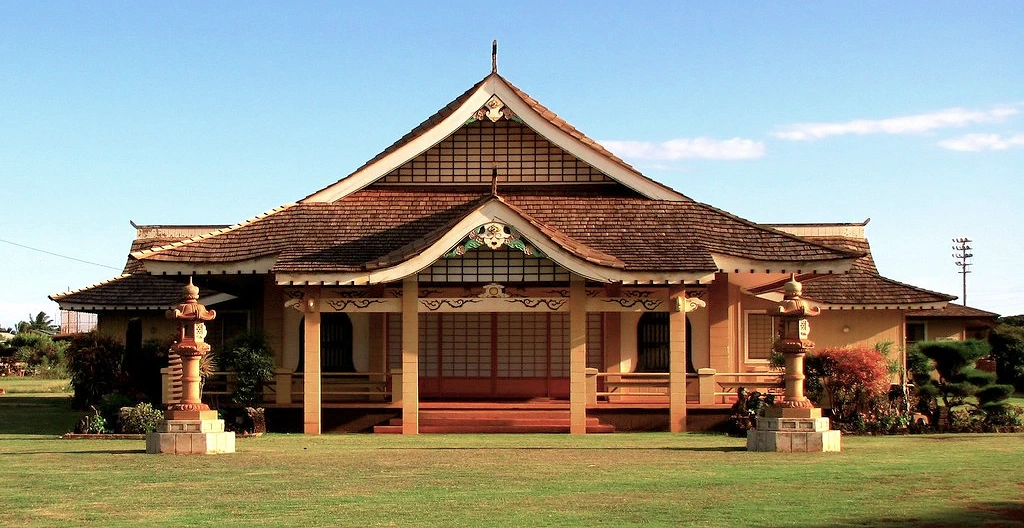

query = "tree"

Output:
[[989, 316, 1024, 391], [65, 332, 126, 409], [910, 339, 1015, 428], [9, 334, 69, 377], [16, 311, 58, 334]]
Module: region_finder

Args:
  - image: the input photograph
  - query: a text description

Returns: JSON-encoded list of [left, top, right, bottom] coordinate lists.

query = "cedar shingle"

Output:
[[136, 187, 859, 274]]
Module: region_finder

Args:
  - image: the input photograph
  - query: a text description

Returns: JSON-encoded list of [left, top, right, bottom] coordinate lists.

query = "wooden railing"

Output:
[[585, 368, 783, 405], [160, 368, 784, 407], [163, 370, 397, 406], [593, 372, 671, 401], [712, 371, 784, 399], [285, 372, 392, 403]]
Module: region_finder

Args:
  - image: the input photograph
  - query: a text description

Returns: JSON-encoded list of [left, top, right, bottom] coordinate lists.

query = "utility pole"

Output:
[[952, 238, 972, 306]]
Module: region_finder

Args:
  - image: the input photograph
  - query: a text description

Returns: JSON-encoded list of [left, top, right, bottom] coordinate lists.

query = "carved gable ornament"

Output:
[[445, 222, 544, 258], [470, 94, 518, 123]]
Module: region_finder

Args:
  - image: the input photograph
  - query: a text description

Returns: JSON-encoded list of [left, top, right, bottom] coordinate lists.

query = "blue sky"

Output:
[[1, 1, 1022, 329]]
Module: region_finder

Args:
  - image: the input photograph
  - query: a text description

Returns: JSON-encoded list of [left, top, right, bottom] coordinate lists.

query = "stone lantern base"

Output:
[[746, 407, 841, 452], [146, 412, 235, 454]]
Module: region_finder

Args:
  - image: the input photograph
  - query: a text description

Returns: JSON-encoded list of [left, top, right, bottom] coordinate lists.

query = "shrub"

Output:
[[97, 392, 134, 431], [727, 388, 774, 436], [10, 334, 69, 378], [74, 406, 108, 434], [65, 332, 125, 409], [218, 333, 275, 406], [809, 345, 891, 422], [988, 323, 1024, 391], [984, 404, 1024, 428], [119, 402, 165, 434]]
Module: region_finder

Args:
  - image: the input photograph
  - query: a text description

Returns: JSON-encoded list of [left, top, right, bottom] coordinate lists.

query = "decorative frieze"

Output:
[[324, 298, 389, 311], [286, 288, 697, 314], [420, 298, 482, 312], [600, 298, 664, 311]]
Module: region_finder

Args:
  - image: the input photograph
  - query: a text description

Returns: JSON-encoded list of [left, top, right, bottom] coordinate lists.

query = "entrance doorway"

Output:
[[636, 312, 694, 373]]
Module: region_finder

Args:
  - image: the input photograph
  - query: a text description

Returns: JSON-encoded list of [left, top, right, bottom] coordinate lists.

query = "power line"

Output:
[[952, 237, 972, 307], [0, 237, 121, 271]]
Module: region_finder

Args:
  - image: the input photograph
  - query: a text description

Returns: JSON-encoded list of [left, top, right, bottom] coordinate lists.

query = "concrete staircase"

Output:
[[373, 404, 615, 434]]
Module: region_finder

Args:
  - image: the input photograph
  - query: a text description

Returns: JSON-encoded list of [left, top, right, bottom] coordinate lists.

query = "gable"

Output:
[[373, 119, 617, 188], [420, 247, 570, 283], [303, 73, 688, 203]]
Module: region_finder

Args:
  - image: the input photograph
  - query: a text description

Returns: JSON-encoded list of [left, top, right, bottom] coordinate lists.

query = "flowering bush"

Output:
[[810, 345, 892, 423], [119, 402, 165, 434]]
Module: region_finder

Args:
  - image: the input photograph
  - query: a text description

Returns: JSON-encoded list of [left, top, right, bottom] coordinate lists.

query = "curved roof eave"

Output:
[[273, 199, 712, 286]]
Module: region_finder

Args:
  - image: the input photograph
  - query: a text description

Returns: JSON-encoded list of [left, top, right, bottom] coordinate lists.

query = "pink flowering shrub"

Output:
[[810, 345, 892, 422]]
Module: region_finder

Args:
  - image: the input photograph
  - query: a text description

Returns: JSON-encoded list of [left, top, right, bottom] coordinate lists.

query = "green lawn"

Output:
[[0, 376, 72, 394], [2, 390, 1023, 526]]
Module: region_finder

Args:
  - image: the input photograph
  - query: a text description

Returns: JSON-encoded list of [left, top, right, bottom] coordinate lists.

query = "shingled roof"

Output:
[[132, 187, 860, 280], [764, 226, 955, 309], [51, 226, 229, 311], [907, 303, 999, 319]]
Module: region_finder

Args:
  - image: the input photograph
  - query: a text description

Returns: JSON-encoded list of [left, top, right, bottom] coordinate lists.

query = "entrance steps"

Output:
[[373, 405, 616, 434]]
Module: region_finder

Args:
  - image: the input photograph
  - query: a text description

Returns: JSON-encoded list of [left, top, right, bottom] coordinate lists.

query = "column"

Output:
[[303, 286, 322, 435], [402, 276, 419, 434], [669, 286, 688, 432], [569, 275, 587, 434]]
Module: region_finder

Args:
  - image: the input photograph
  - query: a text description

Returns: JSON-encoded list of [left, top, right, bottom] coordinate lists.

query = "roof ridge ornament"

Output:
[[492, 39, 498, 74]]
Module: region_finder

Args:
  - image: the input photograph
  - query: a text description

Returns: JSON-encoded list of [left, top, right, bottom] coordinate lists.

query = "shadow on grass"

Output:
[[0, 449, 146, 456], [817, 501, 1024, 527], [380, 446, 747, 452], [0, 394, 79, 436]]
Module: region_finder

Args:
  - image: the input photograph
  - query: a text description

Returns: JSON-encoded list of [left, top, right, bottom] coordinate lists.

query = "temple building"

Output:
[[51, 67, 997, 434]]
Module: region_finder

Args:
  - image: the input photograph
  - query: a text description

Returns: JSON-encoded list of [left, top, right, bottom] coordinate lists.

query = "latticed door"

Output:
[[636, 312, 693, 373]]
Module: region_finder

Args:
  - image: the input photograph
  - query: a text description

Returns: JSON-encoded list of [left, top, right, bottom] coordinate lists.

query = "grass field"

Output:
[[2, 387, 1023, 526], [0, 376, 72, 394]]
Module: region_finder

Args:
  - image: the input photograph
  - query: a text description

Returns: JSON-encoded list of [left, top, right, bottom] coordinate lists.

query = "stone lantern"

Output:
[[747, 276, 841, 452], [146, 278, 235, 454]]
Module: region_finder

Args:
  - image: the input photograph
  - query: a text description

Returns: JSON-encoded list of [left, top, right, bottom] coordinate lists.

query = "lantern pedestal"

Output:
[[146, 418, 235, 455], [746, 407, 841, 452]]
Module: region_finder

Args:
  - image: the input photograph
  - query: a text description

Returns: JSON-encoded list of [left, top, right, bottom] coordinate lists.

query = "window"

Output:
[[745, 311, 776, 362], [906, 322, 927, 345]]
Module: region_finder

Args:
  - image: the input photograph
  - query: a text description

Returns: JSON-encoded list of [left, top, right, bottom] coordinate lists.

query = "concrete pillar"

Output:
[[275, 368, 293, 405], [669, 286, 688, 432], [391, 369, 403, 406], [303, 286, 322, 435], [569, 275, 587, 435], [585, 367, 599, 405], [697, 368, 716, 405], [401, 277, 419, 434]]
